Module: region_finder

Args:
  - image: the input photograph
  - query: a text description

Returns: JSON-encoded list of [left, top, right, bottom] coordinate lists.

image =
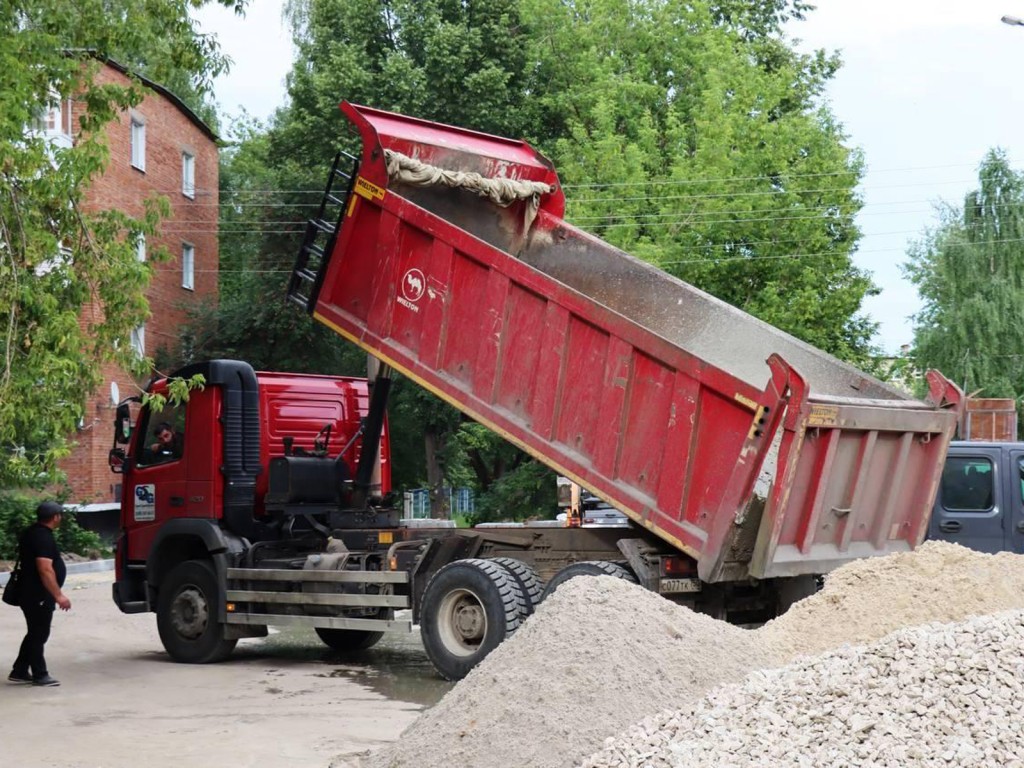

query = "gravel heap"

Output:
[[362, 542, 1024, 768], [363, 577, 778, 768], [762, 541, 1024, 659], [584, 610, 1024, 767]]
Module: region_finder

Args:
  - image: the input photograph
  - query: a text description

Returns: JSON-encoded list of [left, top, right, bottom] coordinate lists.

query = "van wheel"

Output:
[[157, 560, 237, 664], [487, 557, 544, 616], [539, 560, 637, 602], [420, 559, 525, 681]]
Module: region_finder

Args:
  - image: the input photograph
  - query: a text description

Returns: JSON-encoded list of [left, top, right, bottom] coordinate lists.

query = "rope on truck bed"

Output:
[[384, 149, 554, 231]]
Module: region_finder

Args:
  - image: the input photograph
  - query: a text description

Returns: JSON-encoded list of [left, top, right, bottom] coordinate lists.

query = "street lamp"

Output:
[[1002, 14, 1024, 26]]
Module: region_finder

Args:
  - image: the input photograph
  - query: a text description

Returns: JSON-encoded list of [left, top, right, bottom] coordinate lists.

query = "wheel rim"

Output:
[[170, 584, 209, 640], [436, 588, 487, 657]]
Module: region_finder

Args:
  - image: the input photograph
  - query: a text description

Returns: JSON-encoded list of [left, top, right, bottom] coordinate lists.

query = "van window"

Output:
[[940, 457, 994, 512]]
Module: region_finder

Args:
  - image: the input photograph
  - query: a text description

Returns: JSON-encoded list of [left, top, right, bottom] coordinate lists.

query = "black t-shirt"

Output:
[[18, 523, 66, 606]]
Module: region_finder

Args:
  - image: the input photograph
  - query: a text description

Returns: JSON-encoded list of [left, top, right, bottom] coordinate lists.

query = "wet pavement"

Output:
[[243, 621, 452, 707]]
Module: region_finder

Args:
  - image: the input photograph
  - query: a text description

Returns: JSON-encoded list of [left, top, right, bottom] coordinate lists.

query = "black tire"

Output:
[[539, 560, 637, 602], [315, 609, 392, 651], [420, 558, 526, 681], [487, 557, 544, 617], [156, 560, 237, 664]]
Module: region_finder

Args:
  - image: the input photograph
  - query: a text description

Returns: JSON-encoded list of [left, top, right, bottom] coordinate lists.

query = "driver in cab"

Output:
[[149, 422, 184, 462]]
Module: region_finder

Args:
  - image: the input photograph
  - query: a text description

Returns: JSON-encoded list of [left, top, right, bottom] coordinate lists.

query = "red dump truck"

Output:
[[110, 103, 963, 680]]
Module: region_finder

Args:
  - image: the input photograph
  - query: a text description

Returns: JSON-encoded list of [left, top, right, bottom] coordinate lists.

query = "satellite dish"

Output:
[[110, 381, 120, 406]]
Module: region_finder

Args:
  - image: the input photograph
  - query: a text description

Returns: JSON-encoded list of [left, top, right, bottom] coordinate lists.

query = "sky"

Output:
[[194, 0, 1024, 354]]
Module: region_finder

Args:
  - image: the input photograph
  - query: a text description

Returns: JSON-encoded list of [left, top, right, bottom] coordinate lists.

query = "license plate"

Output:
[[659, 578, 702, 594]]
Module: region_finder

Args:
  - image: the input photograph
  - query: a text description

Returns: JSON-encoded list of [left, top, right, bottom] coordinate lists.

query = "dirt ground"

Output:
[[0, 571, 449, 768]]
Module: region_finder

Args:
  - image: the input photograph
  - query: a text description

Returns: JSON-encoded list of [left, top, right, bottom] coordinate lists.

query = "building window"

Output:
[[130, 116, 146, 171], [182, 151, 195, 198], [136, 234, 146, 262], [130, 324, 145, 357], [182, 243, 194, 290]]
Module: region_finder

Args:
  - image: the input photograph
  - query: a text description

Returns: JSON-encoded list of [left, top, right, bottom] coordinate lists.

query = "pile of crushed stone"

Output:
[[360, 542, 1024, 768], [362, 577, 777, 768], [762, 541, 1024, 659], [584, 610, 1024, 767]]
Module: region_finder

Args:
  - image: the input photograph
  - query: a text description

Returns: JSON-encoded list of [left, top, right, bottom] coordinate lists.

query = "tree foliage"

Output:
[[906, 149, 1024, 414], [207, 0, 873, 517], [0, 0, 238, 488]]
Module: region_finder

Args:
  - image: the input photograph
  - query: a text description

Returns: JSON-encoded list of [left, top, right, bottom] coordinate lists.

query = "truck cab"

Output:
[[928, 441, 1024, 553]]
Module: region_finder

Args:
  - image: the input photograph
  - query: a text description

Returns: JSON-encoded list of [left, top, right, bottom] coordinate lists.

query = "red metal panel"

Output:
[[555, 317, 610, 461], [495, 284, 548, 420], [440, 252, 490, 389], [617, 351, 673, 499], [418, 238, 453, 370], [477, 269, 512, 403], [653, 373, 701, 527], [530, 303, 570, 441]]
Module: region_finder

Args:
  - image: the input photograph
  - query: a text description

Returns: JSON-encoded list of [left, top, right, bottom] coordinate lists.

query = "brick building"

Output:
[[47, 60, 219, 503]]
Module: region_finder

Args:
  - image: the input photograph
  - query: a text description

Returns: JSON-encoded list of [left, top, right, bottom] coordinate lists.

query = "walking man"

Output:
[[8, 501, 71, 687]]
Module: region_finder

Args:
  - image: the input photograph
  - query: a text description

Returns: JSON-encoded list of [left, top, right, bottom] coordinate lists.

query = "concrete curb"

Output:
[[0, 558, 114, 587]]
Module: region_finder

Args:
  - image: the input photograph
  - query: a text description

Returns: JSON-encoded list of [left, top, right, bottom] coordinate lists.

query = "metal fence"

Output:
[[403, 487, 475, 519]]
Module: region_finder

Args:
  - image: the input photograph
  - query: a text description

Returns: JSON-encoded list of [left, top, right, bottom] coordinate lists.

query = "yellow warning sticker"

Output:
[[354, 176, 386, 201], [734, 393, 758, 411], [807, 404, 840, 427]]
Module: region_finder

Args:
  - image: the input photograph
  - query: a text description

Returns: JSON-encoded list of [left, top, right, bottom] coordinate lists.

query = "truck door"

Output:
[[1007, 448, 1024, 554], [928, 447, 1003, 553], [123, 398, 192, 560]]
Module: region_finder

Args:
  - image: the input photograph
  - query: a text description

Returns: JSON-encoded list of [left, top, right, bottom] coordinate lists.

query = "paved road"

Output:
[[0, 572, 449, 768]]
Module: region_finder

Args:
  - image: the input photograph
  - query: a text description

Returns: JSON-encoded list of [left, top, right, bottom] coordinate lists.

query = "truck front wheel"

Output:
[[156, 560, 237, 664], [420, 559, 525, 681]]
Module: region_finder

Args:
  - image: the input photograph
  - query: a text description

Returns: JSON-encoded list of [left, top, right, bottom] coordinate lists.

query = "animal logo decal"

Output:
[[401, 268, 426, 303]]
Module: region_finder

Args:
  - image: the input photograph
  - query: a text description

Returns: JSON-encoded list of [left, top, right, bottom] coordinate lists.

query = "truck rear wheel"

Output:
[[487, 557, 544, 616], [156, 560, 237, 664], [315, 609, 392, 651], [539, 560, 637, 602], [420, 558, 526, 681]]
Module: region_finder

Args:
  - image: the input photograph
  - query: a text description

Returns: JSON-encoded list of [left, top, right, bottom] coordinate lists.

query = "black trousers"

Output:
[[13, 599, 54, 678]]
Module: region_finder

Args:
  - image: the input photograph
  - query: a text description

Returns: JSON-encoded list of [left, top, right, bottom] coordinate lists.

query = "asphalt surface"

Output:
[[0, 572, 449, 768]]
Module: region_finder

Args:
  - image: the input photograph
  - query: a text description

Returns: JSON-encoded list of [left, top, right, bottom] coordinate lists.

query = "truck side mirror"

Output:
[[108, 447, 127, 474], [114, 403, 132, 445]]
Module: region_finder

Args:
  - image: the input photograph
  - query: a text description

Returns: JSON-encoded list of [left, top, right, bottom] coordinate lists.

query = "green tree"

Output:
[[905, 149, 1024, 417], [0, 0, 239, 488]]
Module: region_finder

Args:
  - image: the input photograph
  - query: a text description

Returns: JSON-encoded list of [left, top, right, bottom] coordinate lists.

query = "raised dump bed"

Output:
[[292, 102, 962, 583]]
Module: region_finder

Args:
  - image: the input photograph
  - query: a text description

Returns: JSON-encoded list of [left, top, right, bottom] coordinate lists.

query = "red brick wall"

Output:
[[60, 62, 218, 504]]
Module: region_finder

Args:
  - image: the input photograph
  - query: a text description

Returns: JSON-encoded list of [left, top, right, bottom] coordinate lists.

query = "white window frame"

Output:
[[130, 324, 146, 357], [182, 242, 195, 290], [136, 234, 146, 263], [182, 151, 195, 198], [130, 115, 146, 171]]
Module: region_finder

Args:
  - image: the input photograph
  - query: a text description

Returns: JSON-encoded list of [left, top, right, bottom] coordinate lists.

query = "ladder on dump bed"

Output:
[[287, 151, 358, 313]]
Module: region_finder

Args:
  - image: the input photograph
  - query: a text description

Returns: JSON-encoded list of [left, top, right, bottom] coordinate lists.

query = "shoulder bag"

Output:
[[2, 554, 22, 607]]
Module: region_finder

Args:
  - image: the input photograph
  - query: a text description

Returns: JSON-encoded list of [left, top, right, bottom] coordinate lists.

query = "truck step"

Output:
[[226, 567, 409, 584], [224, 612, 413, 633]]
